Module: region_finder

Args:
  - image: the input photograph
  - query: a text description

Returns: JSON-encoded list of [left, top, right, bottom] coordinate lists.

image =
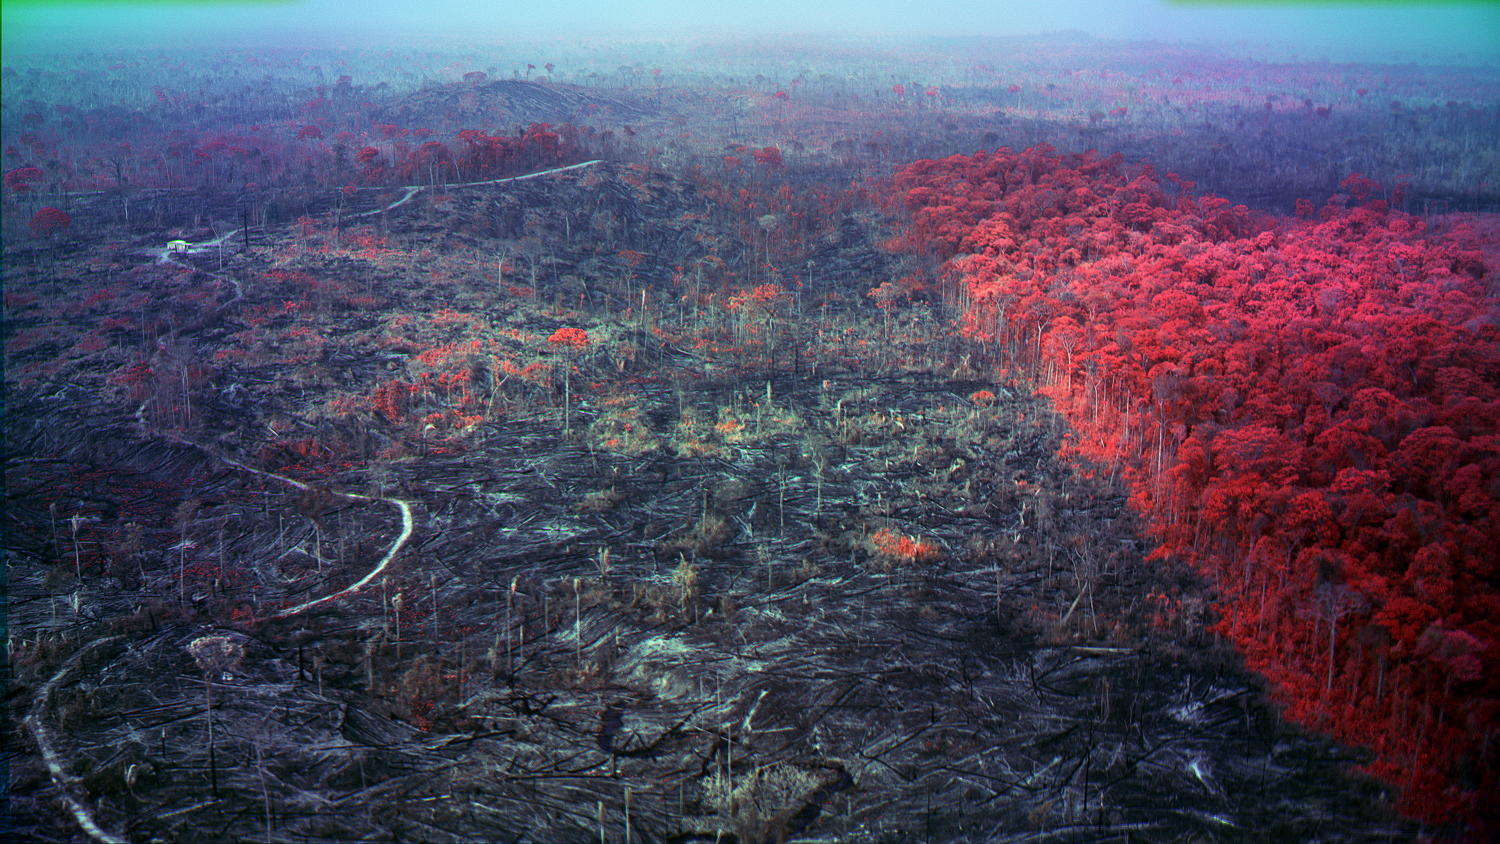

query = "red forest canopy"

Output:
[[888, 144, 1500, 832]]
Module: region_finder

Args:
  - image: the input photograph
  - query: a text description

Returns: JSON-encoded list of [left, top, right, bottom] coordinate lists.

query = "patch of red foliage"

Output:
[[547, 326, 590, 350], [870, 527, 940, 564], [29, 206, 71, 237]]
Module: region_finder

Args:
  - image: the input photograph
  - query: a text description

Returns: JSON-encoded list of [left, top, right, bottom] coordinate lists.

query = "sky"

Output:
[[3, 0, 1498, 64]]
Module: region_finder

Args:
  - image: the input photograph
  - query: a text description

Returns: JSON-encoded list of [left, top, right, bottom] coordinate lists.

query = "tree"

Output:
[[548, 327, 590, 432], [4, 166, 45, 195], [29, 206, 70, 238], [413, 140, 454, 186], [752, 146, 783, 171], [187, 635, 245, 798]]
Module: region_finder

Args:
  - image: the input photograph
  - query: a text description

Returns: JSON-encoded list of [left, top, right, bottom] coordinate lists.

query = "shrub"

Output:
[[868, 527, 939, 565]]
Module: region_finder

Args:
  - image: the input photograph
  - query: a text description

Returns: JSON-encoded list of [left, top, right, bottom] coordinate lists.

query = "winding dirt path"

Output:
[[121, 159, 608, 614], [146, 158, 604, 264], [199, 451, 415, 620], [123, 163, 610, 618], [127, 402, 418, 621], [23, 636, 129, 844], [17, 161, 617, 843], [28, 406, 419, 844]]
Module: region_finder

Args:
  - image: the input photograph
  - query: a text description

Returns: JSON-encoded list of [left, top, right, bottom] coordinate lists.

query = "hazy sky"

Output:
[[4, 0, 1498, 63]]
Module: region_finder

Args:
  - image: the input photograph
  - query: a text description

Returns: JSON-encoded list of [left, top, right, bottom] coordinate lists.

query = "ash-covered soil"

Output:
[[5, 162, 1415, 843]]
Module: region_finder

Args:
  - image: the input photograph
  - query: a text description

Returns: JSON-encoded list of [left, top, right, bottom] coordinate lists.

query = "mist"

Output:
[[5, 0, 1498, 64]]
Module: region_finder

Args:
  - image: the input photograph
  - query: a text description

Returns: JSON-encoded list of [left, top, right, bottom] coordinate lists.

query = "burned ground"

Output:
[[6, 162, 1415, 843]]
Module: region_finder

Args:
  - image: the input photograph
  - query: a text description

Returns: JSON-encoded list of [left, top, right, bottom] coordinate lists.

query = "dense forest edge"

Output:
[[885, 145, 1500, 829]]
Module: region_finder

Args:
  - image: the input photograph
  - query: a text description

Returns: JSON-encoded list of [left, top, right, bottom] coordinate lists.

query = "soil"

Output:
[[4, 161, 1417, 842]]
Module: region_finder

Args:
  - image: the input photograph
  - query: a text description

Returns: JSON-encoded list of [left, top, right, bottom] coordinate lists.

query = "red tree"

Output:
[[29, 206, 71, 237], [5, 166, 45, 194]]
